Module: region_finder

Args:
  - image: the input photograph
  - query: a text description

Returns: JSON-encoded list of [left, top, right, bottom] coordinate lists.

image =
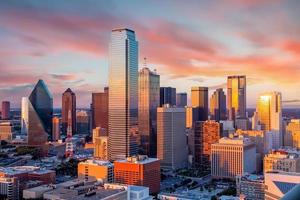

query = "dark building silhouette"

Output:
[[62, 88, 76, 136], [160, 87, 176, 106], [191, 87, 208, 121], [91, 87, 108, 131]]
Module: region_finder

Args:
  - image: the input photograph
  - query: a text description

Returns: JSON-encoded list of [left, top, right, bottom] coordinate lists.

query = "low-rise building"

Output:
[[0, 122, 13, 141], [236, 174, 264, 200]]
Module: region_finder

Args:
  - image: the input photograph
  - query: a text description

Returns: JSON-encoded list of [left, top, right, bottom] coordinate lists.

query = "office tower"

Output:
[[157, 106, 187, 170], [76, 110, 90, 134], [209, 89, 226, 121], [235, 118, 250, 130], [220, 120, 235, 137], [264, 149, 300, 173], [0, 122, 13, 141], [236, 174, 265, 200], [285, 119, 300, 149], [193, 120, 220, 169], [256, 92, 282, 148], [52, 117, 60, 141], [160, 87, 176, 106], [211, 136, 256, 179], [227, 75, 246, 120], [94, 136, 108, 160], [138, 67, 160, 156], [91, 87, 108, 130], [21, 79, 53, 144], [108, 28, 138, 161], [176, 93, 187, 107], [252, 111, 261, 130], [191, 86, 208, 121], [1, 101, 10, 120], [61, 88, 76, 136], [93, 127, 107, 143], [186, 107, 200, 128], [114, 155, 160, 194], [78, 159, 114, 183], [264, 171, 300, 200]]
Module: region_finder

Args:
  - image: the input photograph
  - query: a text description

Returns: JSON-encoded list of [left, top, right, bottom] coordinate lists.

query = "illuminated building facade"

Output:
[[91, 87, 108, 130], [61, 88, 76, 136], [191, 86, 208, 121]]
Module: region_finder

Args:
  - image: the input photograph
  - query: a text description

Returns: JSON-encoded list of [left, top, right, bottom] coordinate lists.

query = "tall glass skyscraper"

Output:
[[210, 88, 226, 121], [108, 28, 138, 161], [191, 86, 208, 121], [21, 79, 53, 144], [160, 87, 176, 106], [138, 67, 160, 156], [227, 75, 246, 120]]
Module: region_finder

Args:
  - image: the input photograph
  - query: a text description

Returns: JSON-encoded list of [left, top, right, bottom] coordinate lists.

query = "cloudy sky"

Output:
[[0, 0, 300, 108]]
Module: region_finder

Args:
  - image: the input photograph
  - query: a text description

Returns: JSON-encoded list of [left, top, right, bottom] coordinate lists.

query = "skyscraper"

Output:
[[52, 117, 60, 141], [256, 92, 282, 148], [176, 93, 187, 107], [1, 101, 10, 120], [108, 28, 138, 161], [91, 87, 108, 130], [227, 75, 246, 120], [191, 86, 208, 121], [160, 87, 176, 106], [157, 106, 187, 170], [285, 119, 300, 149], [21, 79, 53, 144], [62, 88, 76, 136], [138, 67, 160, 156], [209, 88, 226, 121]]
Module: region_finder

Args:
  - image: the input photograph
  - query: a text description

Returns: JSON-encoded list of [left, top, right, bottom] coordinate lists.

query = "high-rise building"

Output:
[[157, 106, 187, 170], [21, 79, 53, 144], [264, 149, 300, 173], [210, 89, 226, 121], [160, 87, 176, 106], [176, 93, 187, 107], [61, 88, 76, 136], [114, 155, 160, 194], [0, 122, 13, 141], [264, 171, 300, 200], [185, 107, 200, 128], [191, 87, 208, 121], [285, 119, 300, 149], [236, 174, 265, 200], [108, 28, 138, 161], [52, 117, 60, 141], [211, 136, 256, 179], [256, 92, 282, 148], [1, 101, 10, 120], [91, 87, 108, 130], [78, 159, 114, 183], [138, 67, 160, 156], [76, 110, 90, 134], [227, 75, 246, 120], [0, 177, 19, 200], [193, 120, 221, 169]]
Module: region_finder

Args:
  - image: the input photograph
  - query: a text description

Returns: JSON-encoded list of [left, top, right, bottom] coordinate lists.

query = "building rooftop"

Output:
[[0, 166, 39, 175], [79, 159, 113, 167], [116, 155, 159, 165], [216, 135, 254, 146], [240, 173, 264, 182], [112, 28, 134, 33]]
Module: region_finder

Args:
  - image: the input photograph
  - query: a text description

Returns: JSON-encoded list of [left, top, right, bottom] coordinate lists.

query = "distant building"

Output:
[[176, 93, 187, 107], [0, 122, 13, 141], [61, 88, 76, 136], [256, 92, 282, 149], [91, 87, 108, 130], [138, 67, 160, 156], [21, 79, 53, 144], [92, 127, 107, 142], [193, 120, 220, 169], [227, 75, 246, 121], [264, 171, 300, 200], [108, 29, 138, 161], [1, 101, 10, 120], [210, 89, 226, 121], [186, 107, 199, 129], [52, 117, 60, 141], [220, 120, 235, 137], [264, 149, 300, 173], [191, 86, 208, 121], [157, 106, 187, 170], [235, 118, 249, 130], [160, 87, 176, 106], [76, 110, 90, 134], [94, 136, 108, 160], [211, 136, 256, 179], [285, 119, 300, 149], [78, 159, 113, 183], [236, 174, 264, 200], [114, 155, 160, 194]]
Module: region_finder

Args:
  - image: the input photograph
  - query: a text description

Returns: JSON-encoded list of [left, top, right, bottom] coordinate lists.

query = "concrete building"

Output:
[[235, 118, 249, 130], [0, 122, 13, 141], [138, 67, 160, 156], [176, 93, 187, 107], [91, 87, 108, 130], [264, 149, 300, 173], [0, 177, 19, 200], [157, 106, 187, 170], [211, 136, 256, 179], [210, 88, 226, 121], [78, 159, 113, 183], [227, 75, 246, 121], [220, 120, 235, 137], [264, 171, 300, 200], [236, 174, 264, 200], [114, 155, 160, 194], [191, 87, 208, 121], [94, 136, 108, 160], [1, 101, 10, 120], [284, 119, 300, 149]]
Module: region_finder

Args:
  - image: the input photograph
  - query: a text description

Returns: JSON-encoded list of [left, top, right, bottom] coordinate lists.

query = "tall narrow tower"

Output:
[[108, 28, 138, 161], [62, 88, 76, 136]]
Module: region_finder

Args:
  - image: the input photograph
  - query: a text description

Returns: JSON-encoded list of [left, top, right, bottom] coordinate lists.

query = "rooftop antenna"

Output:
[[143, 57, 147, 68]]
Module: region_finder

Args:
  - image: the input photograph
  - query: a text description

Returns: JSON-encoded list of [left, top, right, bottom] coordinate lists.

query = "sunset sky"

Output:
[[0, 0, 300, 108]]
